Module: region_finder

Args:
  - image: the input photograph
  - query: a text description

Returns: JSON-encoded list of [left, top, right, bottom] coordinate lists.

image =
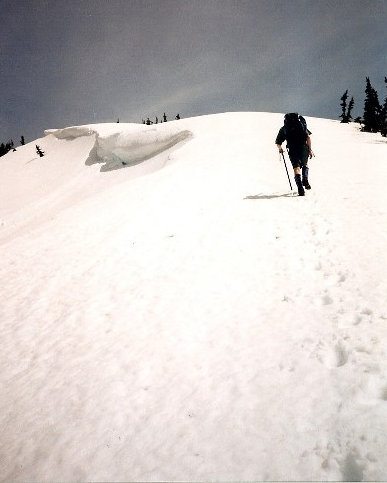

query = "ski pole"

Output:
[[281, 152, 293, 191]]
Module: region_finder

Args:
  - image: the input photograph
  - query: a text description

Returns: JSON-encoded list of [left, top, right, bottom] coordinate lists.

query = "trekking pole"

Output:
[[281, 152, 293, 191]]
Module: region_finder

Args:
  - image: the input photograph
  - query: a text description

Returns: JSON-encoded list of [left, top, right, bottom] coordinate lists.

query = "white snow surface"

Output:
[[1, 112, 387, 482]]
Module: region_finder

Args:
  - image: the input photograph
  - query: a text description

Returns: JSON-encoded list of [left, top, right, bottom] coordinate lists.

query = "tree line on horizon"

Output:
[[116, 113, 181, 125], [339, 76, 387, 136], [2, 81, 386, 160], [141, 112, 181, 125], [0, 136, 25, 157], [0, 138, 46, 158]]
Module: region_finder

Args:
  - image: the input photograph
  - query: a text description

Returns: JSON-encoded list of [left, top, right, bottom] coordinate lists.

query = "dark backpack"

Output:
[[283, 113, 307, 149]]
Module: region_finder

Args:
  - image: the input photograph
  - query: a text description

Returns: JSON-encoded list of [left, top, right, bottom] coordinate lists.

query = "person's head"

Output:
[[285, 112, 299, 122]]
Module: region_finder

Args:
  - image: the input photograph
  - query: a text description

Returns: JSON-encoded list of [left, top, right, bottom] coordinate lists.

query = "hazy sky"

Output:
[[1, 0, 386, 142]]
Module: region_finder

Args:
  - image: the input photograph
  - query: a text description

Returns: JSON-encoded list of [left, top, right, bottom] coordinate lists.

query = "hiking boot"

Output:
[[295, 174, 305, 196], [302, 166, 311, 189]]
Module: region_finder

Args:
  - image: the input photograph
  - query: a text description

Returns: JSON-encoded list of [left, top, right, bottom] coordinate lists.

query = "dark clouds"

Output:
[[1, 0, 386, 142]]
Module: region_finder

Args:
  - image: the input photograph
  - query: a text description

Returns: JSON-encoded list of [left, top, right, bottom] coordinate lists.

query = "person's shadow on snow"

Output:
[[244, 192, 297, 200]]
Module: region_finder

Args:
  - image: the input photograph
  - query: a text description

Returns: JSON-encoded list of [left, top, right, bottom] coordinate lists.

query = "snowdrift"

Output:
[[1, 112, 387, 482], [46, 123, 192, 171]]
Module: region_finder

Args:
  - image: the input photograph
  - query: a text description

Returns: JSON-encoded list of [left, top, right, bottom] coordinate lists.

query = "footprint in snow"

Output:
[[362, 375, 387, 402], [322, 293, 334, 305], [340, 452, 364, 482], [337, 271, 347, 283], [315, 261, 322, 271], [380, 386, 387, 401], [317, 342, 349, 368]]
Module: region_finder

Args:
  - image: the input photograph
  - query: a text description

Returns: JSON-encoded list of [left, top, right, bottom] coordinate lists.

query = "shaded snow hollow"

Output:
[[1, 112, 387, 481]]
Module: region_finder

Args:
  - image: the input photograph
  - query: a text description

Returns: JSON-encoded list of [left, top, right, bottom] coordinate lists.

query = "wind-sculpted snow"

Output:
[[46, 123, 192, 171]]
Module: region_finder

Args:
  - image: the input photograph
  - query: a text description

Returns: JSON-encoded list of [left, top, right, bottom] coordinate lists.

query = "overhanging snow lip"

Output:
[[44, 123, 194, 172], [97, 129, 193, 172], [44, 125, 98, 139]]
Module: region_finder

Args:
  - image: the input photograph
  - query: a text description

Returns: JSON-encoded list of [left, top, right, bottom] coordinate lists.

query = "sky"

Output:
[[1, 0, 386, 143]]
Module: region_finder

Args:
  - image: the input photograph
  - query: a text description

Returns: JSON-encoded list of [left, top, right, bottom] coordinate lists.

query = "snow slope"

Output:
[[1, 112, 387, 482]]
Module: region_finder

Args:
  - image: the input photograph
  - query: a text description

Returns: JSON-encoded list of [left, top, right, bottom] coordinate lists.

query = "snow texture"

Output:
[[1, 112, 387, 481]]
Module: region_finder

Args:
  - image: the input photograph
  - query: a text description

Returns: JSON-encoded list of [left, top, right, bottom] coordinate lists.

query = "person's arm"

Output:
[[306, 135, 314, 158], [275, 128, 285, 153]]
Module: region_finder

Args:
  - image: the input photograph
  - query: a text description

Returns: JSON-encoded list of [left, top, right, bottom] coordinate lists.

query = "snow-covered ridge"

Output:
[[45, 123, 192, 171], [1, 112, 387, 482]]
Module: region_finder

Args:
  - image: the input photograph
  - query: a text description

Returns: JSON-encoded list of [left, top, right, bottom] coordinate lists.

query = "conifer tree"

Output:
[[4, 141, 13, 154], [340, 90, 355, 123], [339, 90, 348, 122], [36, 145, 45, 157], [381, 76, 387, 137], [347, 97, 354, 122], [363, 77, 381, 132]]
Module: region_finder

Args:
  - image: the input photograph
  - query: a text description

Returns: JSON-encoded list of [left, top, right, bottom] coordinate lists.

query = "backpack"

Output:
[[283, 113, 307, 149]]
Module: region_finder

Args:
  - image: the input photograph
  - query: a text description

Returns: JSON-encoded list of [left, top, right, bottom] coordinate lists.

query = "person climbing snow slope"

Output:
[[275, 113, 314, 196]]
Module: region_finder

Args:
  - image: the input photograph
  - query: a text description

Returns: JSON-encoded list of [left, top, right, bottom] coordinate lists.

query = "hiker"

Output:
[[275, 113, 314, 196]]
